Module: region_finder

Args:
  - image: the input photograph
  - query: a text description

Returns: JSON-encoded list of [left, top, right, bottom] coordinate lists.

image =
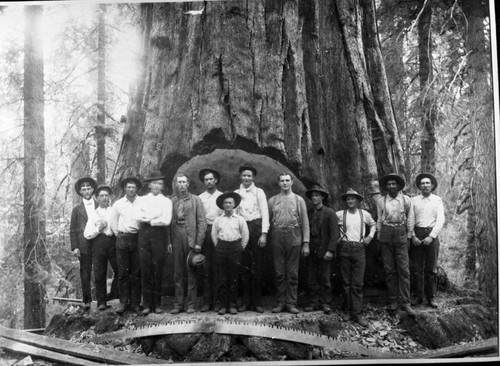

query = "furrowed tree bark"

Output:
[[115, 0, 404, 204], [417, 0, 437, 174], [461, 0, 496, 302], [24, 5, 49, 328]]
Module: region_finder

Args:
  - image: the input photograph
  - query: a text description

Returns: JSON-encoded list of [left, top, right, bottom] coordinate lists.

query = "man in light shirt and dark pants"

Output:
[[198, 168, 223, 312], [410, 173, 445, 308], [235, 165, 269, 313], [110, 177, 143, 315], [211, 192, 249, 315], [136, 170, 173, 315]]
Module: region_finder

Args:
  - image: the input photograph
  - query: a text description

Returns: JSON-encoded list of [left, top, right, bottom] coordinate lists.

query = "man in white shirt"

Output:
[[410, 173, 445, 308], [110, 176, 142, 315], [70, 177, 97, 310], [234, 165, 269, 313], [84, 184, 118, 311], [198, 168, 223, 312], [211, 192, 249, 315], [136, 170, 173, 315]]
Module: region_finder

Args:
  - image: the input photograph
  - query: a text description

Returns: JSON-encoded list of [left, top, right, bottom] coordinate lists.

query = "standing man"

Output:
[[170, 172, 206, 314], [268, 173, 310, 314], [84, 184, 119, 311], [70, 177, 98, 310], [211, 192, 249, 315], [376, 173, 416, 316], [410, 173, 445, 308], [110, 177, 142, 315], [136, 170, 172, 315], [304, 185, 339, 314], [336, 188, 376, 326], [235, 165, 269, 313], [198, 168, 223, 312]]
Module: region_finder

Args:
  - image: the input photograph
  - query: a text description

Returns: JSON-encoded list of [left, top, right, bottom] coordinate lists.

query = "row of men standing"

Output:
[[70, 167, 444, 326]]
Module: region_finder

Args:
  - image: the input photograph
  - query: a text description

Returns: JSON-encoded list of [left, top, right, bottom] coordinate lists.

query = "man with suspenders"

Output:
[[336, 188, 376, 326]]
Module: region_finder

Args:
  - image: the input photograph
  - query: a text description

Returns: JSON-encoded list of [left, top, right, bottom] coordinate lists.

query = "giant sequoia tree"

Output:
[[115, 0, 404, 205]]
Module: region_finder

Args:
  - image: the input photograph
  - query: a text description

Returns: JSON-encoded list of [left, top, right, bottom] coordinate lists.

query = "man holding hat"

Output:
[[234, 165, 269, 313], [410, 173, 445, 308], [170, 172, 206, 314], [304, 185, 339, 314], [336, 188, 376, 326], [211, 192, 249, 315], [136, 170, 173, 315], [110, 176, 142, 315], [376, 173, 416, 316], [268, 172, 310, 314], [70, 177, 98, 309], [198, 168, 223, 312], [84, 184, 118, 310]]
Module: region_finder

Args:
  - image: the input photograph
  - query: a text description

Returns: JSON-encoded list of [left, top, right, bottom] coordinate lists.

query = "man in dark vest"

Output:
[[70, 177, 98, 310], [376, 173, 416, 316]]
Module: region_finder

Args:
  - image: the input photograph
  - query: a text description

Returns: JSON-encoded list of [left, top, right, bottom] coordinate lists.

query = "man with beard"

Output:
[[410, 173, 445, 308], [376, 173, 416, 316], [110, 177, 143, 315], [70, 177, 98, 310], [198, 169, 223, 312]]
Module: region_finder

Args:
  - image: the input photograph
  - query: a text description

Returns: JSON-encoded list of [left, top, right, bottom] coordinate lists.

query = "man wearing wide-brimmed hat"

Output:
[[198, 168, 223, 312], [410, 173, 445, 309], [211, 192, 249, 315], [84, 184, 119, 311], [336, 188, 376, 326], [303, 185, 339, 315], [376, 173, 416, 316], [234, 165, 269, 313], [170, 172, 207, 314], [110, 176, 143, 315], [136, 170, 173, 315], [70, 177, 98, 310]]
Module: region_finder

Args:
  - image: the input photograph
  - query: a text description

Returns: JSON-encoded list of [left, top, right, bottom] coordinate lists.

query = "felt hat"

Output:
[[239, 165, 257, 176], [144, 170, 165, 182], [95, 184, 112, 196], [198, 168, 221, 183], [120, 176, 143, 190], [216, 192, 242, 209], [74, 177, 97, 196], [305, 185, 330, 200], [415, 172, 438, 191], [341, 188, 364, 202], [379, 173, 405, 191], [187, 251, 205, 270]]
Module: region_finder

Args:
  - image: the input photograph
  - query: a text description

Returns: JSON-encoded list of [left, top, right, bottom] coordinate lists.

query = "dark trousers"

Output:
[[92, 234, 118, 305], [271, 227, 301, 306], [172, 224, 197, 310], [307, 239, 332, 307], [215, 240, 243, 308], [240, 219, 265, 307], [338, 241, 366, 315], [380, 225, 411, 305], [79, 250, 93, 304], [410, 227, 440, 299], [138, 224, 167, 309], [201, 225, 216, 308], [116, 233, 141, 307]]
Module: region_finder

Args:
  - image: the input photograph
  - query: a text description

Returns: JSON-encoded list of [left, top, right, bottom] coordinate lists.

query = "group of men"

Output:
[[70, 166, 444, 327]]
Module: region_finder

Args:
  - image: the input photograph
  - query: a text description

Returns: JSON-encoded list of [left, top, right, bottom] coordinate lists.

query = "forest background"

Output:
[[0, 0, 497, 329]]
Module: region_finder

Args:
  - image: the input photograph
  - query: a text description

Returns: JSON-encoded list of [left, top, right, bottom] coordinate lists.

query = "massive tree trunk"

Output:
[[116, 0, 404, 202], [96, 4, 106, 183], [461, 0, 496, 302], [23, 5, 49, 328]]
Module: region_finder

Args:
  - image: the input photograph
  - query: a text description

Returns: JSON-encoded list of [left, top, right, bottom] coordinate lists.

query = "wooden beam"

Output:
[[0, 326, 164, 364], [0, 337, 101, 366], [410, 337, 498, 358]]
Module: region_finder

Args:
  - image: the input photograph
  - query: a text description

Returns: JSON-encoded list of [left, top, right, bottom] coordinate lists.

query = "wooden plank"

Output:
[[52, 297, 83, 303], [409, 337, 498, 358], [0, 326, 164, 364], [0, 337, 101, 366]]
